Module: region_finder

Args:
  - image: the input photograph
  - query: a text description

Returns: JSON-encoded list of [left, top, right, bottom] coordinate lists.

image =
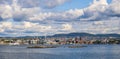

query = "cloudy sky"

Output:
[[0, 0, 120, 37]]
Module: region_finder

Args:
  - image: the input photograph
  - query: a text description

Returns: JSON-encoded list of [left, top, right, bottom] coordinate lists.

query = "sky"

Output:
[[0, 0, 120, 37]]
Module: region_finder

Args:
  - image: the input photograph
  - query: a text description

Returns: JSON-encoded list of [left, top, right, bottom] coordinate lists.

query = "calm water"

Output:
[[0, 45, 120, 59]]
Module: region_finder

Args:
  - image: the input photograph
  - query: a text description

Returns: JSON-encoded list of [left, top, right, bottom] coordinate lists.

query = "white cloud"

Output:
[[63, 9, 84, 19], [0, 29, 4, 32], [0, 22, 12, 28], [25, 9, 84, 22], [106, 0, 120, 15], [87, 0, 108, 12], [0, 21, 53, 35], [16, 0, 69, 8], [0, 4, 12, 19], [40, 0, 69, 8], [62, 23, 72, 30], [28, 12, 52, 21], [93, 21, 104, 25], [0, 0, 120, 36], [13, 21, 52, 32]]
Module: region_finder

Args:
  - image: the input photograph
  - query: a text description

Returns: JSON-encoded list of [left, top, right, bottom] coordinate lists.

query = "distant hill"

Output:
[[52, 33, 93, 37], [1, 33, 120, 38], [52, 33, 120, 38]]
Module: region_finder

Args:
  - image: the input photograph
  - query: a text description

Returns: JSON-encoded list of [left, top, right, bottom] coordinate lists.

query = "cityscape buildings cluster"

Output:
[[0, 36, 120, 45]]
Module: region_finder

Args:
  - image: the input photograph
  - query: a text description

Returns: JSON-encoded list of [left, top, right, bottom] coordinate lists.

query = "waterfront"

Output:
[[0, 45, 120, 59]]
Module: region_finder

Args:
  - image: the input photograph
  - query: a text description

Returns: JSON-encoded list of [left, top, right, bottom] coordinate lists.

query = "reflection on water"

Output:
[[0, 45, 120, 59]]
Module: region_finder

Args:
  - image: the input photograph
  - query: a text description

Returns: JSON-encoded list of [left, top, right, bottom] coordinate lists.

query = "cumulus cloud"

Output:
[[80, 0, 108, 21], [0, 21, 53, 36], [13, 22, 52, 33], [1, 0, 119, 22], [80, 0, 120, 21], [0, 0, 120, 36], [62, 23, 72, 30], [40, 0, 69, 8], [0, 4, 12, 20], [19, 9, 84, 22], [45, 9, 84, 22], [72, 19, 120, 34], [17, 0, 69, 8], [105, 0, 120, 17], [0, 22, 12, 28], [0, 0, 82, 22]]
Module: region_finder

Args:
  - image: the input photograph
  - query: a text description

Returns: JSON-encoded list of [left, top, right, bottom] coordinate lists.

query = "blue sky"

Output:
[[53, 0, 93, 11], [46, 0, 112, 11], [0, 0, 120, 37]]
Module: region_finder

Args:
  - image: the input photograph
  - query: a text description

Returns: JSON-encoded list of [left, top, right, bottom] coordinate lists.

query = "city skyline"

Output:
[[0, 0, 120, 37]]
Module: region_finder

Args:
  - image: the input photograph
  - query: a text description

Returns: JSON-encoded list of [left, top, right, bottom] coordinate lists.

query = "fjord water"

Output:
[[0, 45, 120, 59]]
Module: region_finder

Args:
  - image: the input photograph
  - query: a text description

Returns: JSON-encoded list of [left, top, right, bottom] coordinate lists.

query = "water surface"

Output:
[[0, 45, 120, 59]]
